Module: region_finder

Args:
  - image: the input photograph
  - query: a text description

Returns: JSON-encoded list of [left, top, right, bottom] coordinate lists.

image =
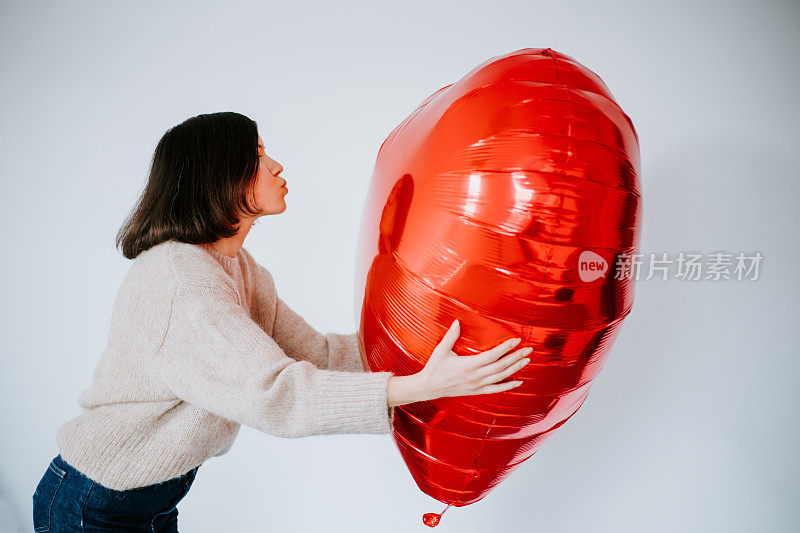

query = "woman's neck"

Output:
[[210, 218, 254, 257]]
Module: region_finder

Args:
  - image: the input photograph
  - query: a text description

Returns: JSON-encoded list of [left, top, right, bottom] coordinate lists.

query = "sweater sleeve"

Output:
[[151, 279, 395, 437], [273, 296, 366, 373], [241, 248, 367, 373]]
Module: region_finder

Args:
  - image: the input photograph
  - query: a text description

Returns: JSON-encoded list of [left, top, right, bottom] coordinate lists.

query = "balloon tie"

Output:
[[422, 504, 452, 527]]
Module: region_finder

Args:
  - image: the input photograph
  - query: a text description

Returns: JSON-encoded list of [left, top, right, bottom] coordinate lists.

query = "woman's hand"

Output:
[[386, 319, 532, 407]]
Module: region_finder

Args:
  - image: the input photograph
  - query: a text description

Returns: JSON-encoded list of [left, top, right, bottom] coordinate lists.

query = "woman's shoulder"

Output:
[[237, 247, 279, 309], [131, 239, 235, 289], [238, 246, 274, 283]]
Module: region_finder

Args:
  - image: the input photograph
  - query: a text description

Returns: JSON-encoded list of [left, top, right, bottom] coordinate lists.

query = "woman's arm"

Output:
[[229, 248, 530, 423], [149, 278, 394, 437], [241, 247, 364, 372], [272, 295, 365, 373]]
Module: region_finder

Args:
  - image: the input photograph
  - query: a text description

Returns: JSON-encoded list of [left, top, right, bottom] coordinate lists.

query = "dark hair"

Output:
[[116, 111, 261, 259]]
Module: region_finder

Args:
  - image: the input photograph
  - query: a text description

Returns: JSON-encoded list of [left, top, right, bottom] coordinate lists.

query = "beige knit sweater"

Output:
[[56, 239, 395, 490]]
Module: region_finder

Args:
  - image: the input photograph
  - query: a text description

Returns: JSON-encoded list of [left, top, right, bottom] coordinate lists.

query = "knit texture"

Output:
[[55, 239, 395, 490]]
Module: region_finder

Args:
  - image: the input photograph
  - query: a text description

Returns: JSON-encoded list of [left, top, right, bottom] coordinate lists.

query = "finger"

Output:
[[433, 319, 461, 354], [476, 380, 523, 395], [477, 346, 532, 378], [479, 357, 530, 386], [473, 336, 522, 365]]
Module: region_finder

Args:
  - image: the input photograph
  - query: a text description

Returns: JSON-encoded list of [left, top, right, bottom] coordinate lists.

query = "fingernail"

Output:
[[523, 347, 533, 355], [512, 337, 521, 345], [521, 358, 530, 365]]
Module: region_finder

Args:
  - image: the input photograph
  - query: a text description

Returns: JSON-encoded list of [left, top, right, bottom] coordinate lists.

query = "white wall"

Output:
[[1, 1, 798, 531]]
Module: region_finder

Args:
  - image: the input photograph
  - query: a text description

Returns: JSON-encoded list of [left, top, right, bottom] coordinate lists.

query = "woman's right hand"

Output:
[[386, 319, 532, 407]]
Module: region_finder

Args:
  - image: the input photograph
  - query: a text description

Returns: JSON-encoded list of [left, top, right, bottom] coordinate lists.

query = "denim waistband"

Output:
[[38, 454, 200, 529], [51, 454, 200, 494]]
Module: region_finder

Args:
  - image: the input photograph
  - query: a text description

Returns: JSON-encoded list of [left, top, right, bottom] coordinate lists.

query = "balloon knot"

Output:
[[422, 504, 452, 527]]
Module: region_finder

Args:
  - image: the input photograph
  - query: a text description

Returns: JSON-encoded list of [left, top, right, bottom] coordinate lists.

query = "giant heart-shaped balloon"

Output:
[[354, 48, 641, 508]]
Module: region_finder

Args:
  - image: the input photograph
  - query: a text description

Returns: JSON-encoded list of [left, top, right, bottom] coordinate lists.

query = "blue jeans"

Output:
[[32, 454, 199, 532]]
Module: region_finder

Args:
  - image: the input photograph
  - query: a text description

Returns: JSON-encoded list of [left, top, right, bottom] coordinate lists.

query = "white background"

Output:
[[1, 1, 798, 531]]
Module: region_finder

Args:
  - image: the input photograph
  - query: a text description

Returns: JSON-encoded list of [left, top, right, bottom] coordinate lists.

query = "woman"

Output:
[[32, 112, 532, 532]]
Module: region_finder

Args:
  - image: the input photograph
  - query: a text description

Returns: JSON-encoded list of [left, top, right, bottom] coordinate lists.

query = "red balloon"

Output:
[[354, 48, 641, 508]]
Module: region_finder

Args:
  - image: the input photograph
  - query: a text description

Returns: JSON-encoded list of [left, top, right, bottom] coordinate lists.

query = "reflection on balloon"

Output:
[[354, 48, 641, 518]]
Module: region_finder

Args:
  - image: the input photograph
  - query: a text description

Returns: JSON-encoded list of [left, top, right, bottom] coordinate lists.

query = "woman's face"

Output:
[[250, 135, 287, 217]]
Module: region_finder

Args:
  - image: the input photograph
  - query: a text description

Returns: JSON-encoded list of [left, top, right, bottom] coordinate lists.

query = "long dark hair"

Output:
[[116, 111, 260, 259]]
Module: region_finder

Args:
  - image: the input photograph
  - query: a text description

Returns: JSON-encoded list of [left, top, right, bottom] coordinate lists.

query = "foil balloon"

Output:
[[353, 48, 641, 514]]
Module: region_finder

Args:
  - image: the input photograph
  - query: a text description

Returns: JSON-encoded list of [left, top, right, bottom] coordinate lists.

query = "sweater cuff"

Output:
[[314, 370, 396, 434], [325, 333, 365, 372]]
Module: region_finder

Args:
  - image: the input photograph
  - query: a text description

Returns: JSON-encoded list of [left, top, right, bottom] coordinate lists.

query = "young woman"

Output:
[[31, 111, 532, 532]]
